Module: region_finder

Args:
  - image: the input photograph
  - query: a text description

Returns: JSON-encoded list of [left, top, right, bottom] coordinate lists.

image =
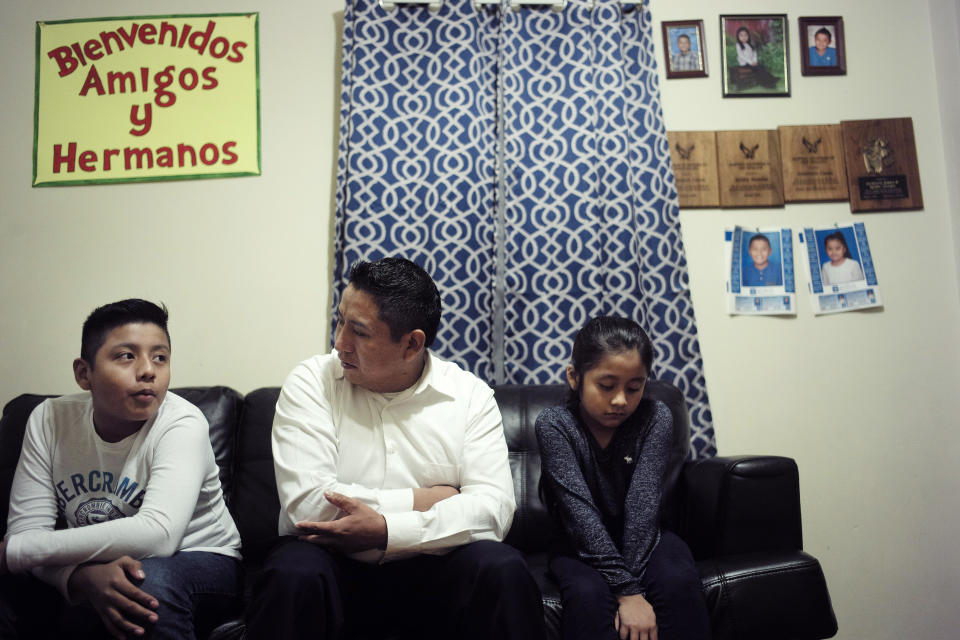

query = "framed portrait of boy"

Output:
[[662, 20, 707, 79], [720, 14, 790, 98], [799, 17, 846, 76]]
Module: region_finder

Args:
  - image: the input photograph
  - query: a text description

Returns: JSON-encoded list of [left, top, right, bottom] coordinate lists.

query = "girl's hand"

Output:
[[615, 593, 657, 640]]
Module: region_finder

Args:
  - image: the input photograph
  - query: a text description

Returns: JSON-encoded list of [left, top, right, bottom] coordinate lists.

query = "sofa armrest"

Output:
[[698, 550, 838, 640], [682, 455, 802, 560]]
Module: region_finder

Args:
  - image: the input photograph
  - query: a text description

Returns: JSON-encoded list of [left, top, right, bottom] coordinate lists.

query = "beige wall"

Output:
[[2, 1, 959, 638], [658, 1, 960, 638], [0, 1, 342, 397]]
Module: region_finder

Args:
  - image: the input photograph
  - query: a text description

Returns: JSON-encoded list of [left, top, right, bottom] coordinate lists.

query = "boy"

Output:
[[0, 299, 241, 639], [809, 27, 837, 67], [742, 234, 783, 287], [670, 33, 700, 72]]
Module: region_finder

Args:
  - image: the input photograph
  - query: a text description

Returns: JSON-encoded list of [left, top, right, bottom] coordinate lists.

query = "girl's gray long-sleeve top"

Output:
[[535, 400, 672, 596]]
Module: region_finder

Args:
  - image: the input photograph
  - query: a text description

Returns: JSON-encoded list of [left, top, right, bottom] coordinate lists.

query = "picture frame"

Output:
[[799, 16, 846, 76], [662, 20, 707, 79], [720, 14, 790, 97]]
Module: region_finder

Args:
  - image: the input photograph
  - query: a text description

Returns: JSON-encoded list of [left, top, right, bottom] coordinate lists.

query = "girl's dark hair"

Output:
[[823, 231, 851, 259], [567, 316, 654, 405], [81, 299, 169, 365], [736, 26, 752, 50]]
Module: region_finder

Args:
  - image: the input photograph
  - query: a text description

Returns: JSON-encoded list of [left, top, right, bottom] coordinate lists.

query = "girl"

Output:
[[733, 26, 778, 89], [821, 231, 864, 285], [536, 317, 710, 640]]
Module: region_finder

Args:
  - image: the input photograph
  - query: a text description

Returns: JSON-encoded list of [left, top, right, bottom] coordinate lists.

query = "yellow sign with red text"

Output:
[[34, 13, 260, 186]]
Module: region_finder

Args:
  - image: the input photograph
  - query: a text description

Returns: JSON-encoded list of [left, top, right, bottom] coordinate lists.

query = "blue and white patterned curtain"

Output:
[[333, 0, 500, 380], [334, 0, 716, 457]]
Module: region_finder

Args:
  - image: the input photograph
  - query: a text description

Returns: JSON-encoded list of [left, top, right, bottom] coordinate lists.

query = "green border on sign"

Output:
[[33, 12, 261, 187]]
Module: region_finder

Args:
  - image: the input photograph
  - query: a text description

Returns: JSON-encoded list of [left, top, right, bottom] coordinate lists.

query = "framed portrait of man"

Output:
[[662, 20, 707, 79], [799, 16, 846, 76]]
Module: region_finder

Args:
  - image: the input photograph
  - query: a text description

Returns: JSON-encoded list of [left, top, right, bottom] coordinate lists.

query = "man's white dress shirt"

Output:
[[272, 351, 515, 562]]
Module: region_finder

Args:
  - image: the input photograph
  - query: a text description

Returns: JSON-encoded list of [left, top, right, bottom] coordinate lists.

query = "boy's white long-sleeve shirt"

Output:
[[272, 351, 516, 563], [4, 391, 241, 597]]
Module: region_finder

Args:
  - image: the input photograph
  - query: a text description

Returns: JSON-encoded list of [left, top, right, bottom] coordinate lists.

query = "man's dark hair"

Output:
[[81, 299, 170, 365], [348, 257, 442, 348], [814, 27, 832, 43]]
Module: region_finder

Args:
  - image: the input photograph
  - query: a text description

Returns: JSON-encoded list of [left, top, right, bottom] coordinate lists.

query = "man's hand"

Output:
[[615, 593, 657, 640], [412, 485, 460, 512], [296, 491, 388, 553], [67, 556, 159, 639]]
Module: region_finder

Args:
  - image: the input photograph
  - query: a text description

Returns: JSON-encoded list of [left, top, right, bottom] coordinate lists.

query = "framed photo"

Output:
[[662, 20, 707, 79], [720, 14, 790, 97], [799, 16, 846, 76]]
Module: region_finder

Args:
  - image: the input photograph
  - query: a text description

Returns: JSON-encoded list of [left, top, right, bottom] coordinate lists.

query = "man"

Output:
[[247, 257, 546, 640]]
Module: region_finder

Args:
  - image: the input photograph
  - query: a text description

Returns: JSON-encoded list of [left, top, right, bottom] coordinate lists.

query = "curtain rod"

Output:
[[378, 0, 643, 12]]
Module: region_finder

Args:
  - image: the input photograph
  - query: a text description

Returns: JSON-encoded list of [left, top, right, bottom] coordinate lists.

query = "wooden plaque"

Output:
[[668, 131, 720, 208], [717, 130, 785, 207], [841, 117, 923, 212], [778, 124, 848, 202]]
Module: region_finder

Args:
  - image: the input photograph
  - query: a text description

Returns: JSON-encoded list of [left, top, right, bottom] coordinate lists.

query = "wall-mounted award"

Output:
[[778, 124, 848, 202], [717, 130, 784, 207], [841, 117, 923, 212], [668, 131, 720, 208]]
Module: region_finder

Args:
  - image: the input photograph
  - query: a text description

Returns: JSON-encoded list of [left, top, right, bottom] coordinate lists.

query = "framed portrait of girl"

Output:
[[720, 14, 790, 97]]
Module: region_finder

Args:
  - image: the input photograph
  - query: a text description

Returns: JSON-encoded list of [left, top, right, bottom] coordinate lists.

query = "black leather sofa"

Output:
[[0, 382, 837, 639]]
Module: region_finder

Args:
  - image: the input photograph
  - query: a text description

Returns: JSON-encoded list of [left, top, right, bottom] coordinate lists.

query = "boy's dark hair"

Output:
[[348, 257, 442, 348], [814, 27, 832, 43], [677, 34, 691, 43], [81, 299, 170, 365], [567, 316, 655, 406], [748, 234, 772, 249], [823, 231, 851, 258]]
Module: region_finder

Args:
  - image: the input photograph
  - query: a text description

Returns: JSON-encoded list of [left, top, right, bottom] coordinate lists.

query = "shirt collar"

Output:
[[414, 352, 458, 400], [330, 350, 457, 400]]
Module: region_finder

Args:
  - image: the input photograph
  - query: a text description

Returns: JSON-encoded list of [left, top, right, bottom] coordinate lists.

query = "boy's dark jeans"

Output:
[[0, 550, 241, 639]]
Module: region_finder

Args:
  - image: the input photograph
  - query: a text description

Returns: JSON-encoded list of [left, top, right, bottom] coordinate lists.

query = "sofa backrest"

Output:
[[0, 387, 242, 539], [232, 387, 282, 562], [0, 379, 693, 557], [0, 394, 53, 539], [494, 380, 691, 551], [172, 387, 244, 505]]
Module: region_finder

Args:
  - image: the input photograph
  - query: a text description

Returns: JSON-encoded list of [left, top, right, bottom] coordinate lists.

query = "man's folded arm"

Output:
[[272, 366, 415, 533], [383, 389, 515, 557]]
